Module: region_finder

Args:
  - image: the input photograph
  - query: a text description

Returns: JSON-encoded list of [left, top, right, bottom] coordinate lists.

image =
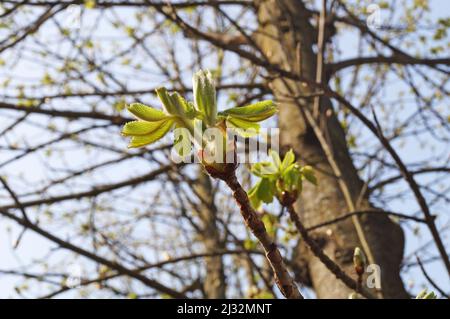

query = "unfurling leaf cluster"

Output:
[[248, 149, 317, 209], [121, 69, 277, 149]]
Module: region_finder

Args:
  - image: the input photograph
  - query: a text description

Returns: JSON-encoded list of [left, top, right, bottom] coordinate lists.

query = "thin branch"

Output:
[[0, 101, 129, 124], [328, 56, 450, 74], [0, 164, 179, 210], [306, 210, 428, 232], [415, 255, 449, 298], [0, 208, 187, 298], [286, 203, 376, 299], [222, 172, 303, 299], [1, 0, 252, 8]]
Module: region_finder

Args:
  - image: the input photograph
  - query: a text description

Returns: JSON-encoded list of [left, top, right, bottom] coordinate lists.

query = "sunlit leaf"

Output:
[[416, 288, 437, 299], [155, 87, 177, 115], [262, 213, 277, 237], [193, 69, 217, 126], [128, 119, 174, 148], [169, 92, 196, 118], [251, 162, 278, 178], [127, 103, 168, 121], [282, 164, 301, 192], [243, 238, 257, 250], [84, 0, 96, 9], [257, 178, 276, 204], [280, 149, 295, 172], [122, 120, 168, 136], [301, 165, 317, 185], [269, 149, 281, 168], [248, 183, 262, 209], [219, 100, 277, 122], [226, 117, 260, 137]]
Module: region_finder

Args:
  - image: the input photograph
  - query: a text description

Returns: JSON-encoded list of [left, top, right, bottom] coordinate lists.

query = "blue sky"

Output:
[[0, 0, 449, 298]]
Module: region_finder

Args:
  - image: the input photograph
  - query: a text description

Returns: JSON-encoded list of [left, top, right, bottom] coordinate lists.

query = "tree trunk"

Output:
[[255, 0, 408, 298], [193, 170, 227, 298]]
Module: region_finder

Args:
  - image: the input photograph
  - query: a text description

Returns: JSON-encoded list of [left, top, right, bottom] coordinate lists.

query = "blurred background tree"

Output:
[[0, 0, 448, 298]]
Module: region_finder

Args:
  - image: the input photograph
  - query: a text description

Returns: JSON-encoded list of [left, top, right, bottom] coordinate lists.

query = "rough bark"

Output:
[[219, 170, 302, 299], [255, 0, 408, 298]]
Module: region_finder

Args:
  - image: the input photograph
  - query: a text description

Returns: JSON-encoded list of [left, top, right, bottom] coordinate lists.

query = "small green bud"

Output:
[[193, 69, 217, 126], [155, 87, 177, 115], [353, 247, 367, 276], [416, 289, 437, 299], [424, 291, 437, 299], [416, 288, 428, 299], [348, 292, 360, 299]]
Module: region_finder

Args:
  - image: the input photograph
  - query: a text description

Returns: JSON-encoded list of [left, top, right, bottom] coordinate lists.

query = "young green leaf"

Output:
[[226, 117, 260, 137], [415, 289, 427, 299], [193, 69, 217, 126], [251, 162, 278, 178], [127, 119, 174, 148], [247, 148, 316, 208], [155, 87, 177, 115], [261, 213, 277, 237], [248, 182, 262, 209], [269, 149, 282, 168], [423, 291, 437, 299], [257, 178, 276, 204], [416, 288, 437, 299], [227, 117, 260, 130], [220, 100, 277, 122], [168, 91, 195, 117], [280, 149, 295, 172], [282, 164, 302, 192], [122, 120, 168, 136], [127, 103, 168, 122], [301, 165, 317, 185]]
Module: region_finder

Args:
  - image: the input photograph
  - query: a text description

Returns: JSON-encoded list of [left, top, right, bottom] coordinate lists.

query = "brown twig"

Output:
[[415, 255, 449, 298], [0, 208, 187, 299], [285, 200, 376, 299], [306, 209, 428, 232], [217, 170, 303, 299]]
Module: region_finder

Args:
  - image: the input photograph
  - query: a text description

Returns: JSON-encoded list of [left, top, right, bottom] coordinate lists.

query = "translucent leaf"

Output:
[[128, 119, 174, 148], [248, 178, 275, 209], [243, 238, 257, 250], [282, 164, 301, 192], [251, 162, 278, 178], [122, 120, 167, 136], [219, 100, 277, 122], [84, 0, 96, 9], [193, 69, 217, 126], [424, 291, 437, 299], [169, 92, 195, 117], [186, 102, 200, 119], [248, 183, 262, 209], [127, 103, 167, 121], [262, 213, 276, 237], [280, 149, 295, 172], [415, 289, 428, 299], [415, 288, 437, 299], [269, 149, 281, 168], [257, 178, 276, 204], [226, 117, 260, 137], [155, 87, 177, 115], [301, 165, 317, 185]]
